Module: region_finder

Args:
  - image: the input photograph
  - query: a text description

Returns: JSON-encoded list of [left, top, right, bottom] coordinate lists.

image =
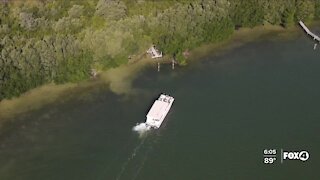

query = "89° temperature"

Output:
[[264, 157, 276, 164]]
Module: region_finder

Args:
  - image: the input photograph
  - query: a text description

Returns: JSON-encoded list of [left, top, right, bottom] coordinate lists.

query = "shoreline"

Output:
[[188, 24, 300, 62], [0, 24, 302, 125]]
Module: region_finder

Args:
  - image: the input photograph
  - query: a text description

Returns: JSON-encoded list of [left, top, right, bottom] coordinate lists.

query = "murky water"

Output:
[[0, 34, 319, 180]]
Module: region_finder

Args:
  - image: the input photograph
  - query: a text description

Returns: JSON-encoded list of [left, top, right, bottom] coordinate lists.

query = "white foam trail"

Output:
[[133, 123, 151, 135], [116, 137, 147, 180], [115, 124, 151, 180], [131, 146, 152, 180]]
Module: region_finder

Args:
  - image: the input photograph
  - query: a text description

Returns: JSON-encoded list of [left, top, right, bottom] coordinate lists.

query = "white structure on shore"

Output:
[[299, 20, 320, 42], [147, 45, 163, 59], [145, 94, 174, 129]]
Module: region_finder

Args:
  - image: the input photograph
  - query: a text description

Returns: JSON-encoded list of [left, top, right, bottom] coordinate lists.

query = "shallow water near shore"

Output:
[[0, 24, 295, 124], [0, 32, 320, 179]]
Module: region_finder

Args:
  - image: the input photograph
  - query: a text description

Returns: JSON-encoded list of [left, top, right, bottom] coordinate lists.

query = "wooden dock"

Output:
[[299, 21, 320, 42]]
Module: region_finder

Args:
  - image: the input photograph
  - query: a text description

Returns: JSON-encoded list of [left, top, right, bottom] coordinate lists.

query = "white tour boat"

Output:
[[145, 94, 174, 129]]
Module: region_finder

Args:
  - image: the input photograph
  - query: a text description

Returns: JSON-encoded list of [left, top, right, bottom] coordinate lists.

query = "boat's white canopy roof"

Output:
[[147, 100, 168, 120]]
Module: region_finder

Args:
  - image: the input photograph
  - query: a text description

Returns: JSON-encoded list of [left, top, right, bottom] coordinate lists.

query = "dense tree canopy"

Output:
[[0, 0, 319, 100]]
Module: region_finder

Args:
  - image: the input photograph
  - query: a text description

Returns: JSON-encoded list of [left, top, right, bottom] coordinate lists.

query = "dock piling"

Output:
[[172, 59, 175, 70]]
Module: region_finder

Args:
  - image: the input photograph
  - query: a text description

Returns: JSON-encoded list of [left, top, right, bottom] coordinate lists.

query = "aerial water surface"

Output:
[[0, 34, 319, 179]]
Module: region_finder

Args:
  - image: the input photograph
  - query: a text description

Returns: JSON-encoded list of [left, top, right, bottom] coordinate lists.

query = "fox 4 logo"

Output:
[[283, 151, 309, 162]]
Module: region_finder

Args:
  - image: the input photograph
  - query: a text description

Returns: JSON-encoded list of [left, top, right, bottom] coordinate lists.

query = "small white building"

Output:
[[147, 45, 163, 59]]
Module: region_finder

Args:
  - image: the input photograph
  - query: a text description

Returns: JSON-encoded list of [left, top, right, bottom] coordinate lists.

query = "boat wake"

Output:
[[133, 123, 151, 136], [115, 136, 151, 180], [131, 146, 151, 180], [114, 123, 157, 180]]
